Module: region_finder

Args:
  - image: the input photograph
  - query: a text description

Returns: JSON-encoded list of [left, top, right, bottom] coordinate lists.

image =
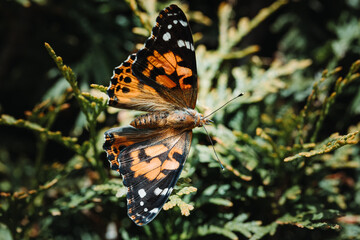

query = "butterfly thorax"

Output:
[[130, 109, 211, 130]]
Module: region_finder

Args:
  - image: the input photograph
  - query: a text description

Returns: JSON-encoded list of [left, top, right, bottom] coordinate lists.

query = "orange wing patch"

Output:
[[143, 50, 193, 90], [155, 75, 177, 88], [177, 65, 192, 90], [162, 146, 182, 170], [147, 51, 174, 75], [129, 144, 169, 181], [129, 143, 174, 181], [131, 157, 162, 181]]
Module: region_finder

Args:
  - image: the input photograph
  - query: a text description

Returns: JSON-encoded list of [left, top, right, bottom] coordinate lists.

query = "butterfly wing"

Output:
[[103, 126, 164, 171], [107, 54, 177, 112], [107, 5, 198, 111], [133, 4, 198, 109], [118, 129, 192, 226]]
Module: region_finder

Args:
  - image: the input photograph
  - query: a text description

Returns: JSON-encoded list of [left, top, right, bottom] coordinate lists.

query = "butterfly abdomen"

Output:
[[130, 112, 169, 129], [130, 109, 204, 130]]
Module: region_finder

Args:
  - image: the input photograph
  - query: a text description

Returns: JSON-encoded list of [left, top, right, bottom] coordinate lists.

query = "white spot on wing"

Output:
[[138, 189, 146, 198], [161, 188, 169, 196], [177, 39, 185, 48], [140, 201, 144, 206], [150, 208, 159, 214], [185, 41, 190, 49], [191, 43, 195, 51], [168, 24, 172, 29], [173, 20, 178, 24], [154, 187, 162, 196], [163, 32, 171, 41], [144, 208, 148, 212], [179, 20, 188, 27]]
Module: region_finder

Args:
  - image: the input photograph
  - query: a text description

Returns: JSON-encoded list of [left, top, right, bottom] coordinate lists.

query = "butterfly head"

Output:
[[200, 116, 213, 126], [186, 109, 212, 127]]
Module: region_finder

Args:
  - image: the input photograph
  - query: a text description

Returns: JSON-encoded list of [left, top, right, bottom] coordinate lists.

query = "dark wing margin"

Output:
[[119, 129, 192, 226], [132, 4, 198, 109]]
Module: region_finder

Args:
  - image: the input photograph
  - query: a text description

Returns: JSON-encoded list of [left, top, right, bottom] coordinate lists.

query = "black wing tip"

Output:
[[168, 4, 181, 11], [160, 4, 186, 19], [128, 208, 159, 226]]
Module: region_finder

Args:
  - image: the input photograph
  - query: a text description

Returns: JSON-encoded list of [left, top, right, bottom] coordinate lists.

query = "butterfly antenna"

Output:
[[202, 125, 225, 170], [204, 93, 244, 118]]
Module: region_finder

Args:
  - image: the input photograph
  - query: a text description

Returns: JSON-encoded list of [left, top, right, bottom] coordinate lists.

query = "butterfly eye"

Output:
[[204, 119, 213, 125], [200, 117, 213, 125]]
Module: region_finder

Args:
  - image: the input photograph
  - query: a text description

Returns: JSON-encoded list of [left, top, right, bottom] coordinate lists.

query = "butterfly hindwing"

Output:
[[103, 126, 167, 171], [132, 4, 198, 109], [119, 130, 192, 226]]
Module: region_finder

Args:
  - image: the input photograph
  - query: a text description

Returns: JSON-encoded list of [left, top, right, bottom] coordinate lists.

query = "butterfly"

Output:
[[103, 4, 212, 226]]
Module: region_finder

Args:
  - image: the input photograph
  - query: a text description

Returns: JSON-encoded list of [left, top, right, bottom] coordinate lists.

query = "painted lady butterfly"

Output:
[[103, 4, 211, 226]]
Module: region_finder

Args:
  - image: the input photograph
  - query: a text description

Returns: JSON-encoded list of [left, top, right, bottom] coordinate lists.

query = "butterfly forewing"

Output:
[[132, 4, 198, 109]]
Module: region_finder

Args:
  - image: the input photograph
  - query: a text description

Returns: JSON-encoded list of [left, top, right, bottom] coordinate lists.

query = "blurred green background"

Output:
[[1, 0, 360, 239]]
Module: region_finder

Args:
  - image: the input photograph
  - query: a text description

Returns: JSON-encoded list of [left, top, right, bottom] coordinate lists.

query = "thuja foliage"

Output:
[[1, 0, 360, 239]]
